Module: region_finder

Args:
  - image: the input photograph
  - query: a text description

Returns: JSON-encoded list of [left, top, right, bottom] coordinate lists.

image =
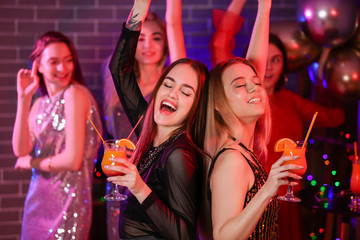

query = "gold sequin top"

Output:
[[241, 152, 279, 239], [208, 143, 279, 240]]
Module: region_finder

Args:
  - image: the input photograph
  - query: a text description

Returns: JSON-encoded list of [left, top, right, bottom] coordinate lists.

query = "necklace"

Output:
[[138, 128, 185, 175]]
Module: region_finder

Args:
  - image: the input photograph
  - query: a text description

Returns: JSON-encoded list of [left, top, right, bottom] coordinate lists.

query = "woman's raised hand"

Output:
[[17, 61, 39, 99]]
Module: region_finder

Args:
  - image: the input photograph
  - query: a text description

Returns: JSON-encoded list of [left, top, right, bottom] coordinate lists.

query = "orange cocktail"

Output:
[[275, 138, 307, 202], [349, 161, 360, 208], [282, 142, 307, 176], [101, 148, 127, 177], [101, 139, 135, 201]]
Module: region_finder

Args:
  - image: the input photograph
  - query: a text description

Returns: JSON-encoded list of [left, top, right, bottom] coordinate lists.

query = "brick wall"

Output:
[[0, 0, 297, 239]]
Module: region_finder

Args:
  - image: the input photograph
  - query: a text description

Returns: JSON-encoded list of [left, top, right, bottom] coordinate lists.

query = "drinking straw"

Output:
[[355, 141, 358, 164], [127, 115, 144, 139], [303, 112, 318, 148], [87, 116, 109, 150]]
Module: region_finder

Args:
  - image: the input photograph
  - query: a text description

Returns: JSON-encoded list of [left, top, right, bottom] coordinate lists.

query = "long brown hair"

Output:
[[131, 58, 208, 166], [29, 31, 85, 96], [269, 33, 288, 92], [205, 57, 271, 162]]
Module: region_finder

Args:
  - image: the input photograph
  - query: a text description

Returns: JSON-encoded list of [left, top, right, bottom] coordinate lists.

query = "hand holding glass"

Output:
[[277, 141, 307, 202]]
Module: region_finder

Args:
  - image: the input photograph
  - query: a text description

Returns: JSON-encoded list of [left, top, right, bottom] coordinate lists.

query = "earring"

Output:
[[284, 74, 288, 83]]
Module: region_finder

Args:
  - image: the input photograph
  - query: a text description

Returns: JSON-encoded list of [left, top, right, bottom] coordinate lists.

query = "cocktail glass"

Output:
[[278, 141, 307, 202], [349, 161, 360, 208], [101, 139, 128, 201]]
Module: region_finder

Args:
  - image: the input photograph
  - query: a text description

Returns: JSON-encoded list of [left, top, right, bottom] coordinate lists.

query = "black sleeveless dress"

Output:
[[208, 143, 279, 239]]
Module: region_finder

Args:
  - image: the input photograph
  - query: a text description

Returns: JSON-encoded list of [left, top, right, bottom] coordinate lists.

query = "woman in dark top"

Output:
[[105, 0, 208, 239]]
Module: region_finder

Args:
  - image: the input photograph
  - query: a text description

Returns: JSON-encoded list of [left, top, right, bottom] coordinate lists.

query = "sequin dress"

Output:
[[21, 84, 102, 240], [208, 145, 280, 239]]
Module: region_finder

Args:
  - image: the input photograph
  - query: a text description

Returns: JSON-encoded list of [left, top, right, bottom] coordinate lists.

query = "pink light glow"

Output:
[[305, 9, 312, 19], [330, 9, 338, 17]]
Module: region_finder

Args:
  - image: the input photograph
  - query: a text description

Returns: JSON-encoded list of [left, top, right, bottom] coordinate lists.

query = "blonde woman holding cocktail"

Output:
[[201, 0, 306, 238], [12, 31, 102, 239], [204, 58, 303, 240]]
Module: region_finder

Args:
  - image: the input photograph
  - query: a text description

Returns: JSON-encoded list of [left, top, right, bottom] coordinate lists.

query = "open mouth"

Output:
[[161, 101, 177, 113], [143, 51, 155, 57], [248, 97, 261, 104], [56, 73, 69, 79], [265, 74, 272, 79]]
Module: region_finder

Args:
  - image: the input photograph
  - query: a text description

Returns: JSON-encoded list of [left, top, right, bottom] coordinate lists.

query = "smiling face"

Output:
[[135, 20, 166, 66], [38, 42, 74, 96], [264, 43, 284, 95], [222, 63, 267, 122], [154, 63, 198, 132]]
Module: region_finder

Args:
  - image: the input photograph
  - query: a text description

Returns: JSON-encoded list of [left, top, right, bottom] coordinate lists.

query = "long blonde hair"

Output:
[[134, 12, 169, 78], [204, 57, 271, 162]]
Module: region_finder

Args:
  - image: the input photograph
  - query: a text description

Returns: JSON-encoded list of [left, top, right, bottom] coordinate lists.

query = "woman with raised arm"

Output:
[[12, 31, 102, 239], [209, 0, 344, 239], [100, 1, 187, 238], [105, 0, 208, 239], [205, 57, 301, 239], [202, 0, 299, 238], [102, 0, 186, 142]]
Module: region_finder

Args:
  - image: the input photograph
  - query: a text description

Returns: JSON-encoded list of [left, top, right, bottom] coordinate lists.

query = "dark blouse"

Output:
[[109, 25, 201, 240], [208, 146, 279, 239]]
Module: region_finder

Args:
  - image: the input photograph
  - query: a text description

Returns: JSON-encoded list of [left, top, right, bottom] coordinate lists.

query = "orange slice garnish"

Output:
[[115, 138, 136, 150], [274, 138, 297, 152]]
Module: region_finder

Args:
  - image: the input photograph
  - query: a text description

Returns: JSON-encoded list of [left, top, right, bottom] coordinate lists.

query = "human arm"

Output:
[[166, 0, 187, 62], [107, 147, 200, 239], [12, 62, 39, 156], [28, 85, 93, 172], [109, 0, 151, 136], [210, 150, 301, 239], [286, 89, 345, 128], [209, 0, 245, 67], [245, 0, 272, 80], [101, 56, 118, 137]]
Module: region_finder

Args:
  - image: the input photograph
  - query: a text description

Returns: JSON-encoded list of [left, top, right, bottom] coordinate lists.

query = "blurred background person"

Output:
[[12, 31, 102, 239]]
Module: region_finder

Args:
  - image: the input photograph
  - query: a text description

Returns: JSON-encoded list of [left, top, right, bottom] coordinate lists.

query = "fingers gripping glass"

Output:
[[277, 141, 307, 202], [101, 139, 135, 201]]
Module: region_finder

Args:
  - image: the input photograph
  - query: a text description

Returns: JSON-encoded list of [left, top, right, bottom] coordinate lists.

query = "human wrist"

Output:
[[258, 0, 272, 14], [258, 184, 275, 203], [17, 96, 32, 108], [46, 157, 54, 172], [36, 157, 54, 172], [135, 183, 152, 204]]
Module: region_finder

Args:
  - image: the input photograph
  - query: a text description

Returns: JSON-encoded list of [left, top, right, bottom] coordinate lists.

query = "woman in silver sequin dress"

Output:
[[12, 31, 102, 240]]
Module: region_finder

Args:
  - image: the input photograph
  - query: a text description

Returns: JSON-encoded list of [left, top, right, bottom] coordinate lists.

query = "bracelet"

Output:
[[47, 158, 54, 172]]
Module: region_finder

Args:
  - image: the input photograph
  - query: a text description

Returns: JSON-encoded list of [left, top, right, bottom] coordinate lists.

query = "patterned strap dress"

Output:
[[208, 143, 279, 239]]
